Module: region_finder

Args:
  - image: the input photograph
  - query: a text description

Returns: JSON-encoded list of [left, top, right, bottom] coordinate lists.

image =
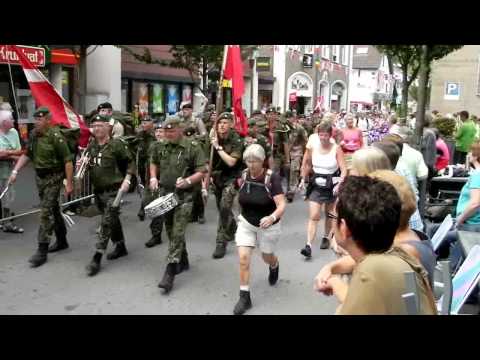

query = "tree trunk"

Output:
[[202, 59, 208, 94], [74, 45, 88, 115], [415, 45, 430, 147], [401, 63, 409, 118]]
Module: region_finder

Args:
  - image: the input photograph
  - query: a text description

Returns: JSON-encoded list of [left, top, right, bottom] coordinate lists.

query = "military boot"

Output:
[[158, 263, 177, 293], [145, 235, 162, 248], [178, 251, 189, 273], [212, 243, 226, 259], [29, 243, 49, 268], [48, 235, 69, 253], [233, 290, 252, 315], [320, 237, 330, 250], [106, 242, 128, 260], [286, 192, 294, 203], [86, 252, 103, 277]]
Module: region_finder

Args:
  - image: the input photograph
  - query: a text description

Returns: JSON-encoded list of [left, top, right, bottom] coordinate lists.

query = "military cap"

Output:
[[207, 104, 216, 111], [251, 109, 263, 116], [154, 122, 163, 129], [256, 120, 267, 127], [182, 103, 193, 110], [141, 115, 153, 122], [218, 112, 234, 121], [97, 102, 113, 111], [266, 107, 276, 114], [91, 114, 111, 123], [163, 116, 182, 129], [284, 110, 293, 118], [248, 118, 257, 126], [33, 106, 50, 118]]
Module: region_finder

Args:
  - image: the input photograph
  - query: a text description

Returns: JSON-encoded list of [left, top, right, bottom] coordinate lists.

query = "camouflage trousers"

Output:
[[141, 188, 164, 238], [214, 182, 238, 245], [288, 157, 302, 193], [95, 190, 125, 251], [273, 155, 290, 182], [35, 171, 67, 245], [163, 199, 193, 263], [190, 183, 204, 221]]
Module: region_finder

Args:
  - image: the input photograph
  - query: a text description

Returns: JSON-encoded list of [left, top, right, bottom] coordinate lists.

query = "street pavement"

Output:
[[0, 181, 339, 315]]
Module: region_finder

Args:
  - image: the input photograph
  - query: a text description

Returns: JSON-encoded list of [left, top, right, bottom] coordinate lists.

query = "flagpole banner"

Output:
[[9, 45, 90, 147], [223, 45, 248, 137]]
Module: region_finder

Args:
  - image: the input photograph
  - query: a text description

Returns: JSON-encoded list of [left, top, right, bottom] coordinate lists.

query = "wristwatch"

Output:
[[215, 145, 223, 151], [186, 178, 192, 185]]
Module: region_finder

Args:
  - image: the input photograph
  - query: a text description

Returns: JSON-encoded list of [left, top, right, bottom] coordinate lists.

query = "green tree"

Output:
[[375, 45, 422, 120], [414, 45, 463, 144]]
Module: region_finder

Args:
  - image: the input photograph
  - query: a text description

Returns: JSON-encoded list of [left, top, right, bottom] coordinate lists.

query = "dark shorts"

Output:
[[308, 186, 336, 204]]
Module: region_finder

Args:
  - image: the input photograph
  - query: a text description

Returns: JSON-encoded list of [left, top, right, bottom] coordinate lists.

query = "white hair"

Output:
[[0, 110, 13, 124], [243, 143, 266, 162]]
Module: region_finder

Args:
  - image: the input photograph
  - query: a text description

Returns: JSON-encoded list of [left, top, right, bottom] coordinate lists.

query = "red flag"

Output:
[[223, 45, 248, 137], [9, 45, 90, 147]]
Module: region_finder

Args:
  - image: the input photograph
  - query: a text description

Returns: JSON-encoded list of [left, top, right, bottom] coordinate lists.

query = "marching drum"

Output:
[[145, 193, 179, 219]]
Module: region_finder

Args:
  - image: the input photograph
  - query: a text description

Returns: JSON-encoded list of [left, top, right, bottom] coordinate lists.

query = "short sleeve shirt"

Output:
[[27, 127, 73, 170], [0, 128, 21, 179], [456, 170, 480, 225]]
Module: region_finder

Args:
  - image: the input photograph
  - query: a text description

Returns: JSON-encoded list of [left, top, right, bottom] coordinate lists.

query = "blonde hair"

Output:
[[351, 147, 391, 176], [471, 141, 480, 160], [369, 170, 417, 230]]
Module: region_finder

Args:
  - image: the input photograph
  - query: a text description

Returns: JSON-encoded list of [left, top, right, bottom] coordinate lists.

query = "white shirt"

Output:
[[307, 134, 339, 174], [401, 143, 429, 180]]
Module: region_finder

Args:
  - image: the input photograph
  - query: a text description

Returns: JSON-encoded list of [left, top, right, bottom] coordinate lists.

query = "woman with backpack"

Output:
[[232, 144, 286, 315]]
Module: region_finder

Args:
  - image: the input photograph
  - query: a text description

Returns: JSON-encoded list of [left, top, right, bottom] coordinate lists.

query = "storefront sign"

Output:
[[288, 73, 313, 98], [444, 82, 460, 100], [256, 57, 271, 72], [302, 54, 313, 68], [0, 45, 45, 67]]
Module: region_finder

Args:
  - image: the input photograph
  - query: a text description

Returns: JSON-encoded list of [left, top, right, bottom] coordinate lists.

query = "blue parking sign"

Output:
[[445, 82, 460, 100]]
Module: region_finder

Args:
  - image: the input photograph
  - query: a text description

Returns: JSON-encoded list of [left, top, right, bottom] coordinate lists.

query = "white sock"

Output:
[[240, 285, 250, 292]]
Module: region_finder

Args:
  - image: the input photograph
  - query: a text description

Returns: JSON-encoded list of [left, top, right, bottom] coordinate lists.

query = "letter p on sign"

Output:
[[444, 82, 460, 100]]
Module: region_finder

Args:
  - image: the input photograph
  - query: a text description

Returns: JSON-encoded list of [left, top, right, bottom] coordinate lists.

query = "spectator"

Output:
[[382, 134, 429, 182], [299, 121, 347, 258], [433, 128, 450, 172], [429, 141, 480, 269], [372, 141, 424, 232], [315, 170, 437, 290], [467, 141, 480, 171], [0, 110, 24, 233], [340, 114, 363, 171], [455, 110, 477, 164], [232, 144, 286, 315], [314, 176, 437, 315], [351, 147, 391, 176], [421, 114, 437, 180]]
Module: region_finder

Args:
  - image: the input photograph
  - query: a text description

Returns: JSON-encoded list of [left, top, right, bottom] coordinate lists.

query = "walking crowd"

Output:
[[1, 100, 479, 315]]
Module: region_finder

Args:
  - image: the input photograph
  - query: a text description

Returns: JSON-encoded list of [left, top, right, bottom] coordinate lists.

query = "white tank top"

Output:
[[312, 143, 339, 175]]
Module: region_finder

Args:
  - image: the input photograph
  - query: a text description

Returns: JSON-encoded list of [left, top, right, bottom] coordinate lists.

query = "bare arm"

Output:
[[336, 147, 347, 179], [216, 149, 238, 168], [272, 193, 286, 219], [457, 188, 480, 226], [328, 276, 349, 304], [301, 148, 312, 179]]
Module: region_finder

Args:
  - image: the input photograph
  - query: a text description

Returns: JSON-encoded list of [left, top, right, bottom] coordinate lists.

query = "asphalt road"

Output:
[[0, 185, 339, 315]]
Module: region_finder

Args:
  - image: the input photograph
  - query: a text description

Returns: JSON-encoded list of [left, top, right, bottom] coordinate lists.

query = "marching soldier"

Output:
[[9, 107, 74, 267], [266, 107, 291, 183], [135, 116, 157, 221], [97, 102, 125, 138], [154, 121, 165, 141], [180, 103, 207, 137], [208, 112, 245, 259], [286, 112, 308, 202], [245, 118, 272, 163], [149, 117, 207, 293], [84, 114, 136, 277]]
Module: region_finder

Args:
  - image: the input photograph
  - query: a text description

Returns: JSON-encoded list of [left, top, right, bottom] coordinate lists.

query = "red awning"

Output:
[[51, 49, 78, 65]]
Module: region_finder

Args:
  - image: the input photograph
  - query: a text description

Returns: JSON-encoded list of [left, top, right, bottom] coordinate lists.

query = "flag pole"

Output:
[[5, 46, 20, 119], [204, 45, 228, 205]]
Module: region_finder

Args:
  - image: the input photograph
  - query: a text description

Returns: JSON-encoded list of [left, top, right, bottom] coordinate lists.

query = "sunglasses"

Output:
[[327, 212, 338, 220]]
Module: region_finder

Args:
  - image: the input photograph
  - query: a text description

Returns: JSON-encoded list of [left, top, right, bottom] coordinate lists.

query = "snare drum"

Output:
[[145, 193, 179, 218]]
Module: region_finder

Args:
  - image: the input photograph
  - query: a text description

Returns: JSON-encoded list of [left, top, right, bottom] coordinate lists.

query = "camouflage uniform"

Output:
[[27, 126, 73, 246], [87, 136, 136, 252], [149, 137, 207, 264], [208, 127, 244, 254], [287, 123, 308, 200], [245, 118, 272, 161]]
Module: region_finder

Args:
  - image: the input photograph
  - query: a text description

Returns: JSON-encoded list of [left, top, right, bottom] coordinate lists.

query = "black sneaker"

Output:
[[268, 263, 279, 286], [320, 237, 330, 250], [300, 244, 312, 259], [233, 290, 252, 315]]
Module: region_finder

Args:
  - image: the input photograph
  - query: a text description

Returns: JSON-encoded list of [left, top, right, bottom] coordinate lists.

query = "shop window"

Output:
[[152, 83, 165, 114], [166, 84, 180, 115], [132, 81, 149, 116], [121, 79, 128, 113]]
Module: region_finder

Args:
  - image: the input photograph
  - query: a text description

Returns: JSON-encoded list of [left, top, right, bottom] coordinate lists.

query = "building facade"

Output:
[[349, 45, 398, 112], [430, 45, 480, 116]]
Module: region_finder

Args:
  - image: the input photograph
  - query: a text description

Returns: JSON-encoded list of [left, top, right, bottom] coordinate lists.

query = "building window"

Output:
[[356, 47, 368, 55], [340, 46, 347, 66], [304, 45, 314, 54], [322, 45, 330, 60], [332, 45, 339, 63]]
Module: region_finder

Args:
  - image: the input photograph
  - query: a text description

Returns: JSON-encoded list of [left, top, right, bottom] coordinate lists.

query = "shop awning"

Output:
[[50, 49, 78, 65]]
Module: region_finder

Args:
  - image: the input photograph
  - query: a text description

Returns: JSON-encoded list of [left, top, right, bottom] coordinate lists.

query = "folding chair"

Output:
[[430, 214, 453, 253], [402, 271, 420, 315], [438, 245, 480, 315]]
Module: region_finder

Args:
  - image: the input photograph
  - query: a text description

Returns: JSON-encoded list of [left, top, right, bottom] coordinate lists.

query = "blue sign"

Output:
[[445, 82, 460, 100]]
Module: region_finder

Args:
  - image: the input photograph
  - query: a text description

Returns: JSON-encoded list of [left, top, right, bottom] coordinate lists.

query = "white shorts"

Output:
[[235, 215, 281, 254]]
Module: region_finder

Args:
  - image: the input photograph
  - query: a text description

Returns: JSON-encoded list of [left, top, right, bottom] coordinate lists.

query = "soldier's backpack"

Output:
[[57, 126, 82, 157]]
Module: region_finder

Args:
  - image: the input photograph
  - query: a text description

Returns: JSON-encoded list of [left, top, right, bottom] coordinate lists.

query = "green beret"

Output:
[[141, 116, 153, 122], [163, 117, 182, 129], [218, 112, 233, 121], [266, 107, 276, 114], [248, 118, 257, 126], [91, 114, 110, 123], [33, 106, 50, 118], [251, 109, 263, 116], [284, 111, 293, 118], [256, 120, 267, 127], [182, 103, 193, 110]]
